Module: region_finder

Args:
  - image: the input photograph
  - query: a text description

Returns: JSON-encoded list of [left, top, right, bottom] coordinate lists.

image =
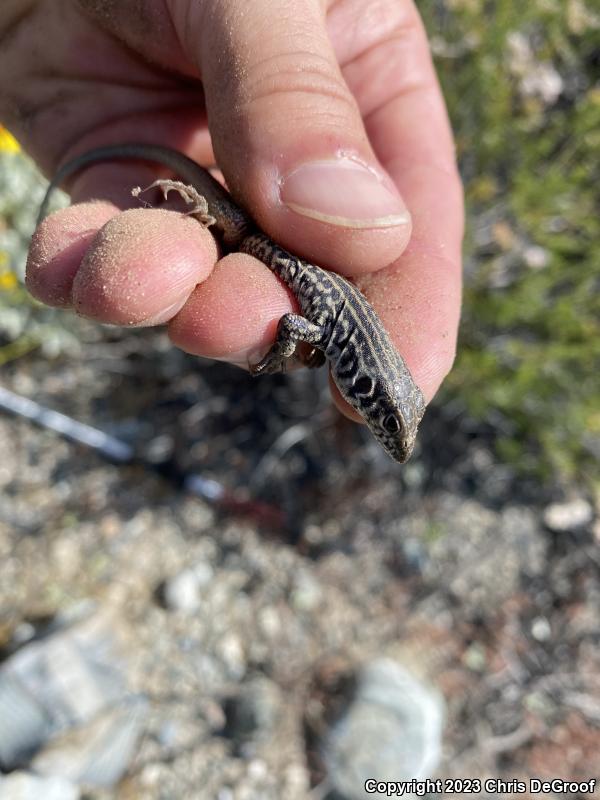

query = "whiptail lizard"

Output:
[[37, 143, 426, 462]]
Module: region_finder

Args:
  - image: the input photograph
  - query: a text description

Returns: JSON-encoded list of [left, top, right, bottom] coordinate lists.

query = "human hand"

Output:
[[3, 0, 463, 420]]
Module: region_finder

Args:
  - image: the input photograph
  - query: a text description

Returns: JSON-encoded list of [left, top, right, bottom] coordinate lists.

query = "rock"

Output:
[[523, 245, 549, 270], [530, 616, 551, 642], [506, 31, 564, 106], [0, 607, 145, 789], [323, 660, 444, 800], [0, 609, 128, 770], [521, 62, 564, 105], [543, 497, 593, 532], [0, 772, 79, 800], [217, 633, 246, 680], [290, 572, 322, 612], [0, 674, 52, 770], [223, 677, 283, 756], [163, 563, 214, 613], [32, 699, 147, 789]]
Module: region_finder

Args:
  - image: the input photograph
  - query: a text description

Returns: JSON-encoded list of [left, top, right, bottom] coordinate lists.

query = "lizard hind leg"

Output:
[[250, 314, 325, 375]]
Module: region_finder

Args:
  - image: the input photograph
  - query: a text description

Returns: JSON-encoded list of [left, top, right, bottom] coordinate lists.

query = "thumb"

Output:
[[174, 0, 411, 274]]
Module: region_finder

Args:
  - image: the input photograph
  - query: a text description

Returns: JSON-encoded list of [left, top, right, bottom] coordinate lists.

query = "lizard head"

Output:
[[343, 372, 426, 463], [373, 379, 426, 463]]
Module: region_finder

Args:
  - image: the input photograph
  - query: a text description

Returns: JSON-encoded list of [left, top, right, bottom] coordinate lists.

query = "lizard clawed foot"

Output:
[[249, 348, 288, 376], [249, 313, 326, 375], [131, 180, 216, 228]]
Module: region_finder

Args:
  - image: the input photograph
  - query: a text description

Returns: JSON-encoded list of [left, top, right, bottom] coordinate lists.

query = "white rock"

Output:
[[0, 772, 79, 800], [524, 245, 549, 270], [217, 633, 246, 679], [164, 569, 201, 612], [324, 660, 444, 800], [531, 617, 551, 642], [163, 563, 214, 613], [521, 62, 564, 105], [543, 498, 593, 531]]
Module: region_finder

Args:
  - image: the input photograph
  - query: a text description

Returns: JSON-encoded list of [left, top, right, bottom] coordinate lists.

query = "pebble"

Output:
[[543, 497, 593, 531], [531, 616, 551, 642], [163, 563, 214, 613], [290, 572, 322, 612], [463, 642, 487, 672], [521, 62, 564, 105], [524, 245, 550, 270], [217, 632, 246, 679], [506, 31, 564, 105]]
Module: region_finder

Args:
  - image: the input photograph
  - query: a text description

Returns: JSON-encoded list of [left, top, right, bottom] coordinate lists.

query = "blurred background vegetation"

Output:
[[419, 0, 600, 484], [1, 0, 599, 487]]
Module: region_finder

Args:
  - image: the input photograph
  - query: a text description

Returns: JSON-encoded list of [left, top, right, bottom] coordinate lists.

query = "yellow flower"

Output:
[[0, 252, 18, 290], [0, 271, 18, 290], [0, 126, 20, 153]]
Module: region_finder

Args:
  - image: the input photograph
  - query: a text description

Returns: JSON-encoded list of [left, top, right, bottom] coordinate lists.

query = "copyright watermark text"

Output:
[[364, 778, 598, 796]]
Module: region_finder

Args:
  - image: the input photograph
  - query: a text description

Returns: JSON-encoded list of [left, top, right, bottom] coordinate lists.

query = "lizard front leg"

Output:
[[250, 314, 326, 375]]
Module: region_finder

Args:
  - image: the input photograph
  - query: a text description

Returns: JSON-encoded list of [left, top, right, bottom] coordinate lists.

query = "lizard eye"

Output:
[[382, 413, 401, 434]]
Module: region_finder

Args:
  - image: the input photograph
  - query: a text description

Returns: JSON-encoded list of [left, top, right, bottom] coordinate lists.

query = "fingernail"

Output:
[[279, 157, 410, 229]]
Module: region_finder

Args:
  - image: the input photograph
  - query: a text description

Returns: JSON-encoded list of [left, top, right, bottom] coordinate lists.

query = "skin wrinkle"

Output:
[[328, 0, 414, 65], [195, 2, 362, 139], [34, 61, 188, 90], [347, 27, 421, 73], [77, 0, 182, 63], [365, 81, 445, 136], [349, 50, 433, 123], [232, 48, 351, 107], [0, 0, 38, 49]]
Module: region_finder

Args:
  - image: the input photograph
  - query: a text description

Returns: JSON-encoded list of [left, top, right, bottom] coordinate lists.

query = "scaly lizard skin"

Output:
[[37, 144, 426, 462]]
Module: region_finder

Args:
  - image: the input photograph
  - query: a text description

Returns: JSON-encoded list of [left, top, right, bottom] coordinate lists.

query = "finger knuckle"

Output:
[[240, 49, 358, 124]]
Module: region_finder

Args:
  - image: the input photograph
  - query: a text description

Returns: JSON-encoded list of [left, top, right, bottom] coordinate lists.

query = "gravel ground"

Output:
[[0, 325, 599, 799]]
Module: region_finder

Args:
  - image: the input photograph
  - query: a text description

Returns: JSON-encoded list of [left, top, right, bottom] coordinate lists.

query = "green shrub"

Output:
[[419, 0, 600, 481]]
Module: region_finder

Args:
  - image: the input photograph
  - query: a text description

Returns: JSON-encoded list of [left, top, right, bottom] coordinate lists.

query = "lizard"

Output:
[[36, 143, 426, 462]]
